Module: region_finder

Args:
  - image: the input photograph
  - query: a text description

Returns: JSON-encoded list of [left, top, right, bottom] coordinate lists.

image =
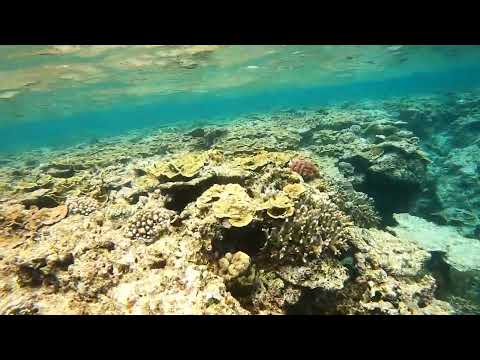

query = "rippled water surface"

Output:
[[1, 45, 480, 153]]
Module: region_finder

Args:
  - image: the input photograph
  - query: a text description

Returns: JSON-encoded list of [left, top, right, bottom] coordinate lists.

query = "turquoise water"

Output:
[[2, 61, 480, 154]]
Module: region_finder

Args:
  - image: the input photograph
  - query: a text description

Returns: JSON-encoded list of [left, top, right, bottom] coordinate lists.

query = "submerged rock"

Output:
[[45, 167, 75, 178], [389, 213, 480, 273], [186, 128, 205, 137], [20, 189, 56, 208], [389, 213, 480, 304], [275, 258, 348, 290]]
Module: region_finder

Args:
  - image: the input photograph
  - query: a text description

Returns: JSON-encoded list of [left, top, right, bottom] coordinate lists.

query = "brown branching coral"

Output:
[[329, 188, 381, 228], [263, 191, 353, 265]]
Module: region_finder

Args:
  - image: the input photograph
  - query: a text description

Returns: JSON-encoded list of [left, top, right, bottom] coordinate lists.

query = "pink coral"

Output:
[[289, 159, 319, 180]]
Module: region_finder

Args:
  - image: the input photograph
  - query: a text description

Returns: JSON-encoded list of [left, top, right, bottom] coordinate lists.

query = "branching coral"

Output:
[[330, 187, 381, 228], [105, 200, 134, 220], [263, 192, 353, 264], [1, 96, 469, 315]]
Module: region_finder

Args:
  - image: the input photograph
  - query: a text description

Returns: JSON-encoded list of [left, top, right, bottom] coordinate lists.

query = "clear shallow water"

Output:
[[0, 45, 480, 142], [1, 45, 480, 154]]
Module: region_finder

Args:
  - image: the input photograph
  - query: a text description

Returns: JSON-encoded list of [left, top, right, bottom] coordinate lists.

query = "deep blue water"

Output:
[[2, 64, 480, 154]]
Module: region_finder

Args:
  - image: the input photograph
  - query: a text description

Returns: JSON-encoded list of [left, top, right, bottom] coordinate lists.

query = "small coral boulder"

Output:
[[289, 159, 319, 180]]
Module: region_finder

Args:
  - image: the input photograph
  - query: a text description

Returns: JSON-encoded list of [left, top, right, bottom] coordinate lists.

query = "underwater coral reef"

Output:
[[1, 90, 480, 315]]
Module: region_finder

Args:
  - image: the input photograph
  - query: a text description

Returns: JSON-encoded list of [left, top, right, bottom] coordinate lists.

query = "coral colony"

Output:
[[289, 159, 319, 180]]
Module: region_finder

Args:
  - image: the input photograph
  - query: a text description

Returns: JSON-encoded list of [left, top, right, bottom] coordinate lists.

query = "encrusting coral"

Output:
[[312, 227, 453, 315]]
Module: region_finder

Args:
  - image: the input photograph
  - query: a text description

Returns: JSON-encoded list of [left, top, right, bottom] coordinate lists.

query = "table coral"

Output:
[[196, 184, 257, 227], [146, 152, 207, 180], [265, 192, 295, 219], [282, 183, 306, 199], [234, 151, 272, 170], [26, 205, 68, 229]]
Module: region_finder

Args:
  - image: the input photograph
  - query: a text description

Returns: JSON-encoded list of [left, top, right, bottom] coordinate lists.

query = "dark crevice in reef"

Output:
[[226, 279, 258, 311], [127, 191, 148, 205], [163, 178, 219, 213], [360, 172, 421, 226], [18, 265, 45, 287], [345, 157, 421, 226], [163, 175, 245, 213], [212, 223, 267, 259], [425, 251, 453, 301], [286, 288, 340, 315], [340, 252, 360, 278], [211, 224, 268, 312], [286, 255, 359, 315], [17, 254, 74, 289], [286, 289, 316, 315], [22, 196, 59, 209], [410, 182, 444, 224]]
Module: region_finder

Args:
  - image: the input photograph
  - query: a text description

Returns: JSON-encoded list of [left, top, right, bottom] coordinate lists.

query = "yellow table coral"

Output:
[[282, 183, 306, 199], [234, 151, 271, 170], [266, 192, 295, 219], [172, 152, 206, 178], [147, 152, 207, 179], [147, 162, 179, 179], [197, 184, 257, 227]]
